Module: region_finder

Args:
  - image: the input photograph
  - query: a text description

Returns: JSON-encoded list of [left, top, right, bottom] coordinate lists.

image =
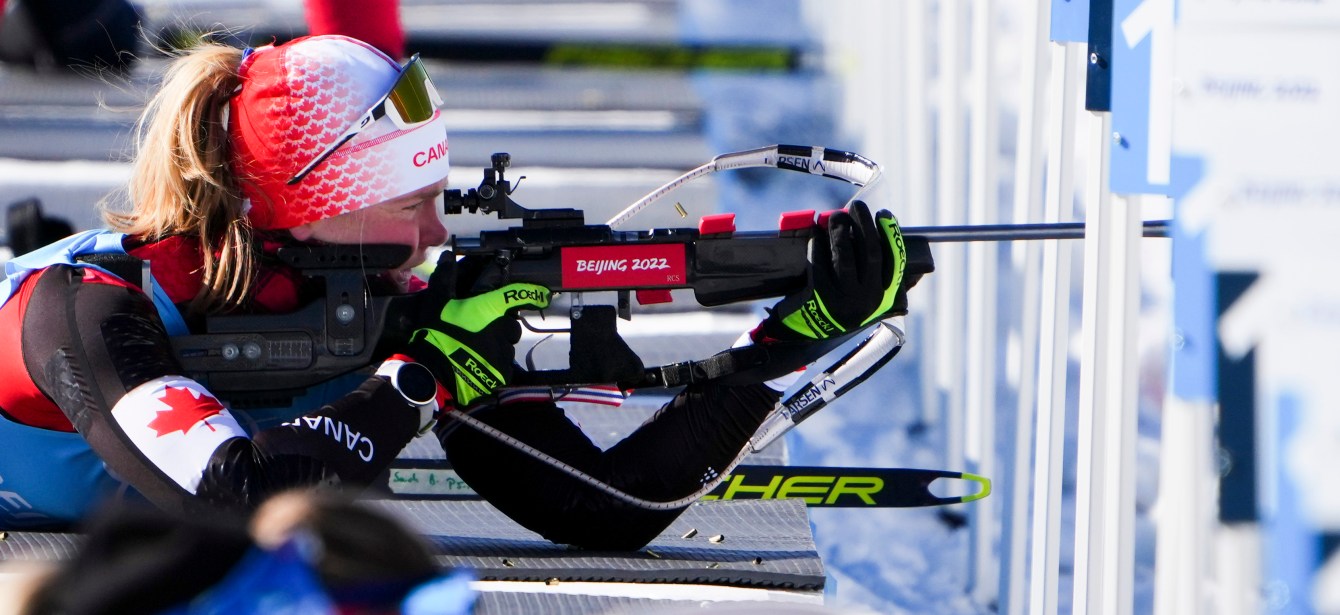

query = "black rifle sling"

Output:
[[75, 252, 148, 291]]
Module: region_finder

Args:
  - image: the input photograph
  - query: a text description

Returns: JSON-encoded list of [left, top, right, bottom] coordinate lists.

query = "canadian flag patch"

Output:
[[111, 376, 248, 493], [148, 385, 224, 436]]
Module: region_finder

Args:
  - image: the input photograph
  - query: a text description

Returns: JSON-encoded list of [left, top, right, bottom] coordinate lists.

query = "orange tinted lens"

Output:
[[387, 58, 437, 125]]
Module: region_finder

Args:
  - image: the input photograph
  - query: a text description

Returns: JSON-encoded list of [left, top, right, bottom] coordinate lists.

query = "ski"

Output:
[[383, 460, 990, 508], [701, 465, 990, 508]]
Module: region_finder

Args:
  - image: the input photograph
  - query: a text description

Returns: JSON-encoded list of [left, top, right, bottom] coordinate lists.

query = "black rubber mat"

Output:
[[0, 530, 83, 561], [1, 499, 823, 592], [474, 592, 689, 615], [472, 592, 807, 614], [371, 498, 823, 590]]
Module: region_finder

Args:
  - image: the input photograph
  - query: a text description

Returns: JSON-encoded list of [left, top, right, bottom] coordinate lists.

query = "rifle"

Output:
[[170, 243, 420, 409], [170, 146, 935, 408]]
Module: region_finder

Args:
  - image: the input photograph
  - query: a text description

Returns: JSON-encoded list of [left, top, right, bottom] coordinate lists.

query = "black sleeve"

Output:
[[23, 265, 420, 515], [442, 380, 779, 550]]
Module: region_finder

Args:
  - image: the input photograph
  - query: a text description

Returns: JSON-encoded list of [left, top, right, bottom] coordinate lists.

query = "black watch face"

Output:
[[398, 363, 437, 405]]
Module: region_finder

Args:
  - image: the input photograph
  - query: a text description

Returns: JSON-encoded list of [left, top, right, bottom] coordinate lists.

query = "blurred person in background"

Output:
[[305, 0, 405, 61], [0, 0, 140, 74], [0, 0, 399, 73], [15, 490, 474, 615], [0, 31, 909, 551], [249, 489, 469, 612]]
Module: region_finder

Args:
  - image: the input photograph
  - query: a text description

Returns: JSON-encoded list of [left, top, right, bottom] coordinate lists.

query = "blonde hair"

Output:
[[105, 43, 255, 315]]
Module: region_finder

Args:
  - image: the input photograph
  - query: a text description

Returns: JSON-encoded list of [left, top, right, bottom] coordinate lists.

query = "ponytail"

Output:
[[106, 43, 255, 316]]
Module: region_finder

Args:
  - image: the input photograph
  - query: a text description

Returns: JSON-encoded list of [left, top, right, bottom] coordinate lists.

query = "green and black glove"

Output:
[[403, 251, 550, 407], [755, 200, 907, 343]]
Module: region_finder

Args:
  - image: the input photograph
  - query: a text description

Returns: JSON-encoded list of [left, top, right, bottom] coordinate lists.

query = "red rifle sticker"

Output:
[[561, 244, 687, 289]]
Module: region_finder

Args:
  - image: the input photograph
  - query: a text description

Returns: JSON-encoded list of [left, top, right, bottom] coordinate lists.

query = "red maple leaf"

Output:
[[147, 386, 223, 437]]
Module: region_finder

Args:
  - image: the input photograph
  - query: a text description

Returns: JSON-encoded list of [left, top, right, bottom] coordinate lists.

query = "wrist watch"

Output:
[[378, 361, 437, 406]]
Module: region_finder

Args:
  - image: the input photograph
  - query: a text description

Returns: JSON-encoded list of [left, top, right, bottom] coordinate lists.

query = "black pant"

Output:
[[441, 382, 778, 550]]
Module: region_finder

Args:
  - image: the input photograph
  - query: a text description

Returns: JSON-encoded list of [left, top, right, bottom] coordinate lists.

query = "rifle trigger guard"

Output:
[[519, 314, 568, 334], [524, 334, 554, 372]]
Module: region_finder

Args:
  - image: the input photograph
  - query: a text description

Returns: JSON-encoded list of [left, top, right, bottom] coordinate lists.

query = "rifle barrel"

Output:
[[902, 219, 1169, 242]]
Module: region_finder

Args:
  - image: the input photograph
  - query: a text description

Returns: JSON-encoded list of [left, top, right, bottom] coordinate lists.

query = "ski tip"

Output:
[[956, 472, 992, 503]]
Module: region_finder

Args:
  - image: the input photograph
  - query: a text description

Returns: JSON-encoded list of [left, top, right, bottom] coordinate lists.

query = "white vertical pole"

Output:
[[935, 0, 968, 517], [1073, 109, 1139, 615], [903, 0, 931, 229], [1101, 192, 1139, 615], [816, 0, 903, 195], [875, 0, 905, 209], [1073, 109, 1112, 615], [1214, 525, 1263, 615], [1000, 0, 1052, 611], [905, 0, 938, 432], [1153, 396, 1215, 615], [1028, 40, 1085, 615], [966, 0, 999, 605]]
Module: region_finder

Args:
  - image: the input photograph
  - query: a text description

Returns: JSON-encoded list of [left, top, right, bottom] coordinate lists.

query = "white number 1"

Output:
[[1122, 0, 1174, 185]]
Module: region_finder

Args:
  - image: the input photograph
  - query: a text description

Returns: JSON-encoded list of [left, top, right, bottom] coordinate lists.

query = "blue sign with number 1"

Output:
[[1110, 0, 1175, 194]]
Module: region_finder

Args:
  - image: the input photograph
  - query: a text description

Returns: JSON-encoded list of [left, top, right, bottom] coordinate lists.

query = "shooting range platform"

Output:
[[376, 498, 824, 589], [0, 399, 824, 612], [0, 498, 824, 612]]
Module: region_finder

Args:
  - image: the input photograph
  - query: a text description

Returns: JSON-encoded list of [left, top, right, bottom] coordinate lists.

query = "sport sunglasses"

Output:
[[287, 54, 444, 185]]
